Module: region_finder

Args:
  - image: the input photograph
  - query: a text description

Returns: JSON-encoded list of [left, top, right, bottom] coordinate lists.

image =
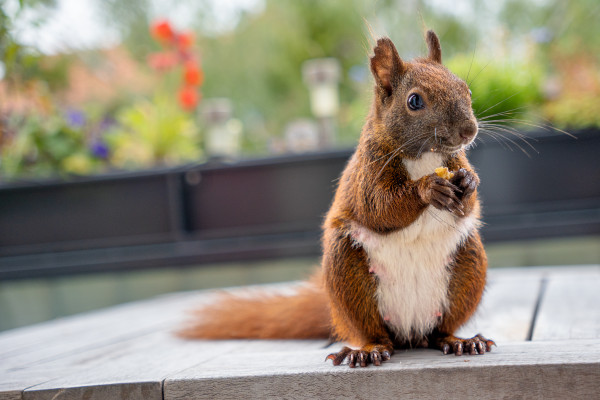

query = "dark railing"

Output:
[[1, 129, 599, 280]]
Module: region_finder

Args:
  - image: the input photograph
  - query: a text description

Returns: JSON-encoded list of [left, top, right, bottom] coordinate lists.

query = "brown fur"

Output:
[[179, 273, 331, 340], [181, 31, 492, 365]]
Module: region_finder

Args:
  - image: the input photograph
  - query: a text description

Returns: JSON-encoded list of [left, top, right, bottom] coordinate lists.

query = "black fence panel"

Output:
[[0, 130, 598, 280]]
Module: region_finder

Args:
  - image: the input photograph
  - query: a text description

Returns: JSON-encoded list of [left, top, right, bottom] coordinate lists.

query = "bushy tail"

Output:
[[178, 273, 331, 340]]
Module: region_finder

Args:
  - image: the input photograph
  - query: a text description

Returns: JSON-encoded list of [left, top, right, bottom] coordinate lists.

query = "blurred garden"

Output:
[[1, 0, 599, 181]]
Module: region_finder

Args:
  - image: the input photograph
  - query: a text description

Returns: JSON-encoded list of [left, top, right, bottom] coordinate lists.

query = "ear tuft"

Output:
[[426, 30, 442, 64], [370, 37, 404, 96]]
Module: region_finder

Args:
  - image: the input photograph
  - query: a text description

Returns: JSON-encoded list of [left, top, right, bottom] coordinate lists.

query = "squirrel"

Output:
[[180, 30, 495, 367]]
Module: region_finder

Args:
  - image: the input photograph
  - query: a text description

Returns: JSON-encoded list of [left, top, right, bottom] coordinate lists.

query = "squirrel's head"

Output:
[[368, 31, 477, 158]]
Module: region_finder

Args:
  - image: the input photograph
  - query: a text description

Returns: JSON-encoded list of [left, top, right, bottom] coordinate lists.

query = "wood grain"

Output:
[[533, 270, 600, 340], [456, 269, 542, 341], [21, 338, 328, 400], [164, 340, 600, 400], [1, 267, 599, 400]]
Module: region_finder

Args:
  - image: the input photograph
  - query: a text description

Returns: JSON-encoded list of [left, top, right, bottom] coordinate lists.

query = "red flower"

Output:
[[151, 20, 174, 43], [183, 61, 203, 86], [177, 31, 195, 49], [178, 86, 200, 111], [147, 52, 179, 71]]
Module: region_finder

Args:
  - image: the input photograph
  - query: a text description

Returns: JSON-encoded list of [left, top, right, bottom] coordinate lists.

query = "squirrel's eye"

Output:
[[407, 93, 424, 110]]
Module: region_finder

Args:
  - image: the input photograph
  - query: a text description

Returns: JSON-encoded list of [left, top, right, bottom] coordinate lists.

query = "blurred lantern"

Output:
[[284, 119, 319, 153], [302, 58, 341, 147], [201, 98, 242, 159]]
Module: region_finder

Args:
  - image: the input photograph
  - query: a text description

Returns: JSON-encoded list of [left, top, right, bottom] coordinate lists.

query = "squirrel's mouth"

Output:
[[434, 140, 475, 154], [434, 144, 463, 154]]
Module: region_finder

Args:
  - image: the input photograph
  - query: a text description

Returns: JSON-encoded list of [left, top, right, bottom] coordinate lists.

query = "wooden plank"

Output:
[[2, 333, 213, 400], [0, 281, 294, 359], [164, 340, 600, 400], [2, 267, 598, 399], [0, 368, 72, 400], [456, 268, 542, 342], [21, 337, 327, 400], [1, 282, 316, 400], [533, 269, 600, 340], [0, 292, 208, 372], [0, 393, 21, 400], [0, 291, 210, 399], [0, 292, 194, 358]]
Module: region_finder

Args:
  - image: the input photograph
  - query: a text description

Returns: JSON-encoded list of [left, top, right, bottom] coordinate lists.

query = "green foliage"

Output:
[[2, 0, 598, 182], [105, 94, 202, 168], [446, 55, 544, 122], [543, 94, 600, 129], [0, 0, 61, 86], [1, 113, 104, 179], [500, 0, 600, 61], [196, 0, 370, 146]]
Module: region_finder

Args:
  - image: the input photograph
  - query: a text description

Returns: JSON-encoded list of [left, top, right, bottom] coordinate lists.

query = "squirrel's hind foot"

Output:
[[326, 344, 393, 368], [434, 333, 496, 356]]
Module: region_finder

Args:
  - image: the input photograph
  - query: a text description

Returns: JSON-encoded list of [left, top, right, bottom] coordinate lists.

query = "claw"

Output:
[[359, 351, 368, 367], [468, 342, 476, 355], [442, 343, 450, 355], [326, 346, 352, 366], [476, 341, 485, 354], [438, 334, 495, 356], [475, 334, 496, 351], [327, 345, 392, 367], [454, 342, 463, 356], [348, 352, 357, 368], [371, 351, 382, 366]]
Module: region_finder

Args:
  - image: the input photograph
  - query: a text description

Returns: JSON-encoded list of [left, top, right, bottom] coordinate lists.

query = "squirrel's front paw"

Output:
[[436, 333, 496, 356], [450, 168, 479, 200], [326, 344, 393, 368], [419, 175, 464, 215]]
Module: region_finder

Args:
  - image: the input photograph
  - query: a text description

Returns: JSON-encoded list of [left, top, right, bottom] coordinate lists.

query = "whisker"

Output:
[[465, 44, 477, 84], [479, 127, 536, 156], [415, 138, 429, 159], [479, 122, 536, 142], [480, 130, 518, 153], [477, 107, 528, 120], [478, 129, 511, 151], [476, 91, 524, 117], [482, 118, 576, 139], [366, 147, 404, 167], [374, 146, 403, 181], [366, 134, 426, 167], [467, 60, 491, 87], [426, 209, 461, 232]]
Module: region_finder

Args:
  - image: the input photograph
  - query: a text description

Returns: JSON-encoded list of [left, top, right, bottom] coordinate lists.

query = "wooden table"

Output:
[[1, 266, 599, 400]]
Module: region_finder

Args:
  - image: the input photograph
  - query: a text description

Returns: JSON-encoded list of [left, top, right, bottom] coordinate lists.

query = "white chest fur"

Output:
[[351, 152, 476, 340]]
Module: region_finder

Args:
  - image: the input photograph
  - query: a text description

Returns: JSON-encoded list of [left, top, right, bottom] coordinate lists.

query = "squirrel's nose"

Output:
[[459, 121, 478, 142]]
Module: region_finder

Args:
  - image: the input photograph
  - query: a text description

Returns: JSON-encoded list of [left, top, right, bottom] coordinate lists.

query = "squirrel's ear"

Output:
[[370, 37, 405, 97], [426, 30, 442, 64]]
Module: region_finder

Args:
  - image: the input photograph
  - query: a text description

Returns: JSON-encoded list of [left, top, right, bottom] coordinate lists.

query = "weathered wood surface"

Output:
[[164, 340, 600, 400], [455, 270, 541, 341], [0, 266, 599, 400], [533, 268, 600, 340]]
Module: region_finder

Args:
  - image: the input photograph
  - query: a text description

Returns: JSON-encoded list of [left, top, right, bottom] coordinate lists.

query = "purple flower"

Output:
[[90, 141, 109, 159], [65, 109, 86, 128]]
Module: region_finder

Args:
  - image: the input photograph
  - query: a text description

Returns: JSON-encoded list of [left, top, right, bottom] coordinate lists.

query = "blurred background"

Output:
[[0, 0, 599, 331]]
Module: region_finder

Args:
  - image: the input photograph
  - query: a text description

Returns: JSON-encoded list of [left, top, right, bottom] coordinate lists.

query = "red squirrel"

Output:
[[181, 30, 495, 367]]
